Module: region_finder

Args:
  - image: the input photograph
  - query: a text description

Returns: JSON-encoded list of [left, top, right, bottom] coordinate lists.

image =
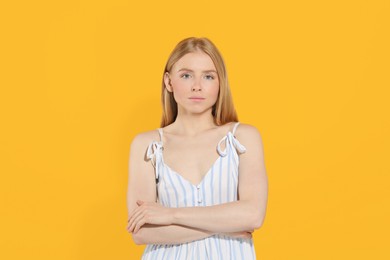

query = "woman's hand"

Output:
[[127, 200, 174, 234]]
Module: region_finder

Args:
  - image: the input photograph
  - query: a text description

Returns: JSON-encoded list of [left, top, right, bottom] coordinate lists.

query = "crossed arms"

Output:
[[126, 124, 268, 245]]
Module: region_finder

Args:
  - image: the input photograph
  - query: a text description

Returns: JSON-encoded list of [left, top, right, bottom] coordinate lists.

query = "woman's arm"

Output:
[[129, 224, 216, 245], [126, 132, 216, 245], [128, 124, 268, 234]]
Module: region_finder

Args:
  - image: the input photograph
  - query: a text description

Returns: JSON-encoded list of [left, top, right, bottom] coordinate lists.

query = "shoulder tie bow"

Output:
[[217, 132, 247, 157], [146, 141, 163, 179]]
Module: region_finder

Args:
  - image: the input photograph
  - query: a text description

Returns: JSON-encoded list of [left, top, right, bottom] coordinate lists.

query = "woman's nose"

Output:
[[191, 79, 202, 91]]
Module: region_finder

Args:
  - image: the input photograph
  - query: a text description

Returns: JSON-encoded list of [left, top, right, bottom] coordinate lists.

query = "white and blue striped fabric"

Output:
[[142, 122, 256, 259]]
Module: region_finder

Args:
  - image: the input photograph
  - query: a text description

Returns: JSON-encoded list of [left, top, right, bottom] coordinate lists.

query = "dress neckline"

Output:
[[146, 122, 246, 185], [158, 122, 240, 187], [159, 130, 233, 188]]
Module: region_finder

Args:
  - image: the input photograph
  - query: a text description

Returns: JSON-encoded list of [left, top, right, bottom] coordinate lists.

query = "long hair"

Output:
[[160, 37, 238, 127]]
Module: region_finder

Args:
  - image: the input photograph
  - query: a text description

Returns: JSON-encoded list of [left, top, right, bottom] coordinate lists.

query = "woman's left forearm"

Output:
[[171, 200, 264, 233]]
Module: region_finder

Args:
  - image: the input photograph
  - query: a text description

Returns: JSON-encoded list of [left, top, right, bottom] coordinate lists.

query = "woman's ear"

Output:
[[164, 72, 173, 92]]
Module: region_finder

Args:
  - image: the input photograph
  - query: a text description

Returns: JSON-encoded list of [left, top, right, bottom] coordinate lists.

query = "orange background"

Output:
[[1, 0, 389, 259]]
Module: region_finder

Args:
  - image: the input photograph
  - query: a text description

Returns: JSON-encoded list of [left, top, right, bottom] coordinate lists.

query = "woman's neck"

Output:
[[168, 112, 217, 137]]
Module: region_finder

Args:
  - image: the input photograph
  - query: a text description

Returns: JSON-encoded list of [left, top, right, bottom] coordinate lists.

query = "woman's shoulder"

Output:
[[234, 122, 264, 144], [235, 122, 261, 134], [130, 128, 161, 150]]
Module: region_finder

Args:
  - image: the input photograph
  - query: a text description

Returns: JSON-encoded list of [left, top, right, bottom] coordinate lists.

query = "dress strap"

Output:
[[157, 128, 163, 143], [217, 122, 246, 157], [232, 122, 240, 135]]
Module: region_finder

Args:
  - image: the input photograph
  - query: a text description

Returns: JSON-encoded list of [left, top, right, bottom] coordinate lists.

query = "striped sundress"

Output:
[[142, 122, 256, 259]]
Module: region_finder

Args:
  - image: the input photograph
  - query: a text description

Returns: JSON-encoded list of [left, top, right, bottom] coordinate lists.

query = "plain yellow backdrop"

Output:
[[1, 0, 389, 259]]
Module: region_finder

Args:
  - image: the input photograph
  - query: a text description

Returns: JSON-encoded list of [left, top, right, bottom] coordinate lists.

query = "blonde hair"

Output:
[[160, 37, 238, 127]]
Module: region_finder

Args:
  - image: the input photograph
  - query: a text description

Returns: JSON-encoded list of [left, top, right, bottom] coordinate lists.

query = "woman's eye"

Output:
[[205, 75, 215, 80], [181, 73, 191, 79]]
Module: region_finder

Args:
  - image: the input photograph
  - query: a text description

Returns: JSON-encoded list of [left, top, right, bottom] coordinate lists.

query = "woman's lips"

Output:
[[189, 97, 205, 101]]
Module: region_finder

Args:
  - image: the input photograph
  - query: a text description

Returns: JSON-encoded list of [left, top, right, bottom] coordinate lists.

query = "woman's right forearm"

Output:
[[131, 224, 215, 245]]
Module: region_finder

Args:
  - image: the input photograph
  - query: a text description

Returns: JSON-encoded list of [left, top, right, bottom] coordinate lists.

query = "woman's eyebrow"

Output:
[[177, 68, 217, 73]]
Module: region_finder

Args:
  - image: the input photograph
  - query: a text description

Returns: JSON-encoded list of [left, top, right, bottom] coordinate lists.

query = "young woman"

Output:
[[127, 37, 268, 259]]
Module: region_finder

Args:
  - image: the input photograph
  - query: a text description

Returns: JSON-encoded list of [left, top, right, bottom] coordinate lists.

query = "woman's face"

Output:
[[165, 51, 220, 116]]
